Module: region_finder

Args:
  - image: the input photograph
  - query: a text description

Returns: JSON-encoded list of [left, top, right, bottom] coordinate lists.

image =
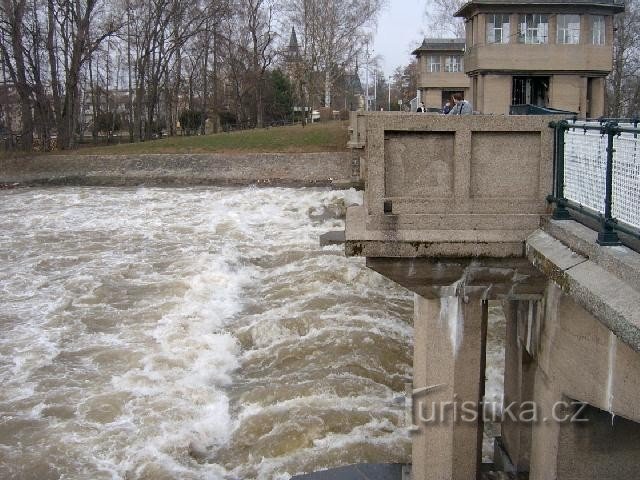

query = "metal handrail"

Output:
[[548, 119, 640, 246]]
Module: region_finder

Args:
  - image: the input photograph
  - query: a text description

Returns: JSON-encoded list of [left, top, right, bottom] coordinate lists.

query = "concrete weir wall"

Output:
[[0, 152, 354, 187]]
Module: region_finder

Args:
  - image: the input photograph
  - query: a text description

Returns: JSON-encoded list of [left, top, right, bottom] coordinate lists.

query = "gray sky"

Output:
[[373, 0, 428, 77]]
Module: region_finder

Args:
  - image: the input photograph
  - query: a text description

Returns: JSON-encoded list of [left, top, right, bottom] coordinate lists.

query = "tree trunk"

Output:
[[324, 69, 331, 107], [201, 22, 210, 135], [5, 0, 34, 150]]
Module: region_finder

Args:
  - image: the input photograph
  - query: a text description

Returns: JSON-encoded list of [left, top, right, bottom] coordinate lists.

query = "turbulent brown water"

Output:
[[0, 186, 506, 480], [0, 187, 415, 480]]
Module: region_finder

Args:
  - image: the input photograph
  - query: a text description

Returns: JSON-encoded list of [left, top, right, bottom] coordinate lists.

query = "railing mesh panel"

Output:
[[613, 133, 640, 229], [564, 126, 607, 212], [564, 123, 640, 230]]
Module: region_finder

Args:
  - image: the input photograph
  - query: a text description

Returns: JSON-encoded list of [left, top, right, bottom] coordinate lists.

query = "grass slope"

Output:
[[71, 121, 349, 155]]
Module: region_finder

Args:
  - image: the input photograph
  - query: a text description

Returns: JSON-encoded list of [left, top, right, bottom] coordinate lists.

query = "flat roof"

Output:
[[455, 0, 626, 17], [412, 38, 466, 55]]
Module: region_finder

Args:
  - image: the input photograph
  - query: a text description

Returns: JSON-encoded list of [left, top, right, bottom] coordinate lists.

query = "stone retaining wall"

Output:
[[0, 152, 354, 187]]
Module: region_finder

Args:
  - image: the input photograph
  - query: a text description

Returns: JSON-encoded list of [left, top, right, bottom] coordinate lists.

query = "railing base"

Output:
[[597, 230, 622, 247], [552, 207, 572, 221]]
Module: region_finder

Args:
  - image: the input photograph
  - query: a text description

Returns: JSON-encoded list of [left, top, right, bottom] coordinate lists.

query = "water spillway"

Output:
[[0, 186, 413, 479]]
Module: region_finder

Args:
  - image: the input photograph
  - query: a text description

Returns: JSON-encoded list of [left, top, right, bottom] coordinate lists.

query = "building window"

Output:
[[486, 14, 510, 44], [557, 14, 580, 44], [427, 55, 441, 72], [444, 56, 462, 72], [592, 15, 605, 45], [518, 14, 549, 44], [512, 76, 549, 106]]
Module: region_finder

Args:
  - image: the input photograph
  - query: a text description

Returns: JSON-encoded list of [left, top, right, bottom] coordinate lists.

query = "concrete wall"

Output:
[[465, 44, 613, 74], [422, 89, 443, 109], [345, 113, 560, 258], [344, 106, 640, 480], [418, 71, 471, 90], [503, 280, 640, 480], [477, 74, 512, 115], [550, 75, 587, 115], [0, 152, 354, 188], [589, 77, 606, 118]]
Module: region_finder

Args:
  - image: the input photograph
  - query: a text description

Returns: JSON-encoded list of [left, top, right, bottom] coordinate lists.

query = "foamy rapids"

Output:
[[0, 186, 505, 479]]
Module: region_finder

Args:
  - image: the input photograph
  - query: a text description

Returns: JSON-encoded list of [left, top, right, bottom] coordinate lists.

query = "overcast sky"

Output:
[[373, 0, 429, 77]]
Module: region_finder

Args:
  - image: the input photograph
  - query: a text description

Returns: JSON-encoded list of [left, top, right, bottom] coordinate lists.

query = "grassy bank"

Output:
[[0, 121, 349, 159], [67, 121, 348, 155]]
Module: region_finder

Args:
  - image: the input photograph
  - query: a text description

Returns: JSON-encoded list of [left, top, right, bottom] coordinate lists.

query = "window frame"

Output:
[[557, 14, 581, 45], [518, 13, 549, 44], [427, 55, 441, 73], [591, 15, 606, 45], [486, 13, 511, 44], [444, 56, 462, 73]]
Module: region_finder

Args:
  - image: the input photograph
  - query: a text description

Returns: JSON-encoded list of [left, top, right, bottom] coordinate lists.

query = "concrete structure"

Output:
[[412, 39, 471, 112], [454, 0, 625, 117], [345, 111, 640, 479], [291, 463, 409, 480], [0, 152, 355, 188]]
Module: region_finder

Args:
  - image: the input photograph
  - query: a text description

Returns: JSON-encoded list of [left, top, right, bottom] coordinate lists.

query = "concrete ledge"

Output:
[[346, 239, 525, 258], [526, 229, 640, 352], [345, 205, 528, 258], [0, 152, 354, 188], [291, 463, 407, 480], [542, 218, 640, 288], [319, 230, 346, 246], [366, 257, 546, 299]]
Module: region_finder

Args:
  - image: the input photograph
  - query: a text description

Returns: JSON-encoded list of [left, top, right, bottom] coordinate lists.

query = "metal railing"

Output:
[[548, 119, 640, 246]]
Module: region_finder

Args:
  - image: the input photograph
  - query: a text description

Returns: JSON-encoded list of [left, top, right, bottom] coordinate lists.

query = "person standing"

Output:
[[447, 93, 472, 115], [442, 101, 452, 114], [416, 102, 425, 113]]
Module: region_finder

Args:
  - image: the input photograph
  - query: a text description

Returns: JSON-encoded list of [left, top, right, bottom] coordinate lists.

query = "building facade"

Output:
[[412, 39, 471, 111], [454, 0, 625, 117]]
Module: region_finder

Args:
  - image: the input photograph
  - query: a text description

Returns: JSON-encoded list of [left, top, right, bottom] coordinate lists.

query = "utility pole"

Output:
[[365, 43, 369, 111], [388, 75, 391, 111], [373, 70, 377, 110]]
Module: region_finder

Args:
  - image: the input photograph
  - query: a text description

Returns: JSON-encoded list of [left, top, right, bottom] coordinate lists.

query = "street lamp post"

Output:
[[388, 76, 391, 111], [364, 43, 369, 111]]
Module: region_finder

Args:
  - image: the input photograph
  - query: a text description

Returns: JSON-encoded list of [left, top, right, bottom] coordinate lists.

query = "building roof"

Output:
[[455, 0, 625, 17], [289, 27, 299, 50], [285, 26, 302, 65], [411, 38, 466, 56]]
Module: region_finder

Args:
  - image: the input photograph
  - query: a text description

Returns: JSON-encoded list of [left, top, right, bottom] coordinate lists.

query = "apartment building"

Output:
[[453, 0, 625, 117], [412, 38, 471, 111]]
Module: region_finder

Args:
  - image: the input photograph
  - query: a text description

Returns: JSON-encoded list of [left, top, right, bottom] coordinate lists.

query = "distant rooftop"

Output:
[[455, 0, 625, 17], [412, 38, 466, 56]]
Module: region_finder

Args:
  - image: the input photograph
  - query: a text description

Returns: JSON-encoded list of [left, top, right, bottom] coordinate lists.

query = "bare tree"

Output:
[[608, 0, 640, 117], [0, 0, 34, 150], [236, 0, 276, 128], [44, 0, 118, 149], [423, 0, 466, 38], [283, 0, 382, 117]]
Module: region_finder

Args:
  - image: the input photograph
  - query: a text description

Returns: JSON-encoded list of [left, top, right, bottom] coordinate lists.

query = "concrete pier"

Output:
[[412, 295, 487, 480]]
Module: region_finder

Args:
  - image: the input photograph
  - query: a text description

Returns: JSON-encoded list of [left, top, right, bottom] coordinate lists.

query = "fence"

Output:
[[548, 119, 640, 246]]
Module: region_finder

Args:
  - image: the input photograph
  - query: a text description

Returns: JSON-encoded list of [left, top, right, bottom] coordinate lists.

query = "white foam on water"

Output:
[[0, 186, 417, 479]]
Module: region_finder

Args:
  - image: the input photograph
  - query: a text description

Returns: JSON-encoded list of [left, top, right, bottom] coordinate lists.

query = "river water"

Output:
[[0, 186, 504, 480]]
